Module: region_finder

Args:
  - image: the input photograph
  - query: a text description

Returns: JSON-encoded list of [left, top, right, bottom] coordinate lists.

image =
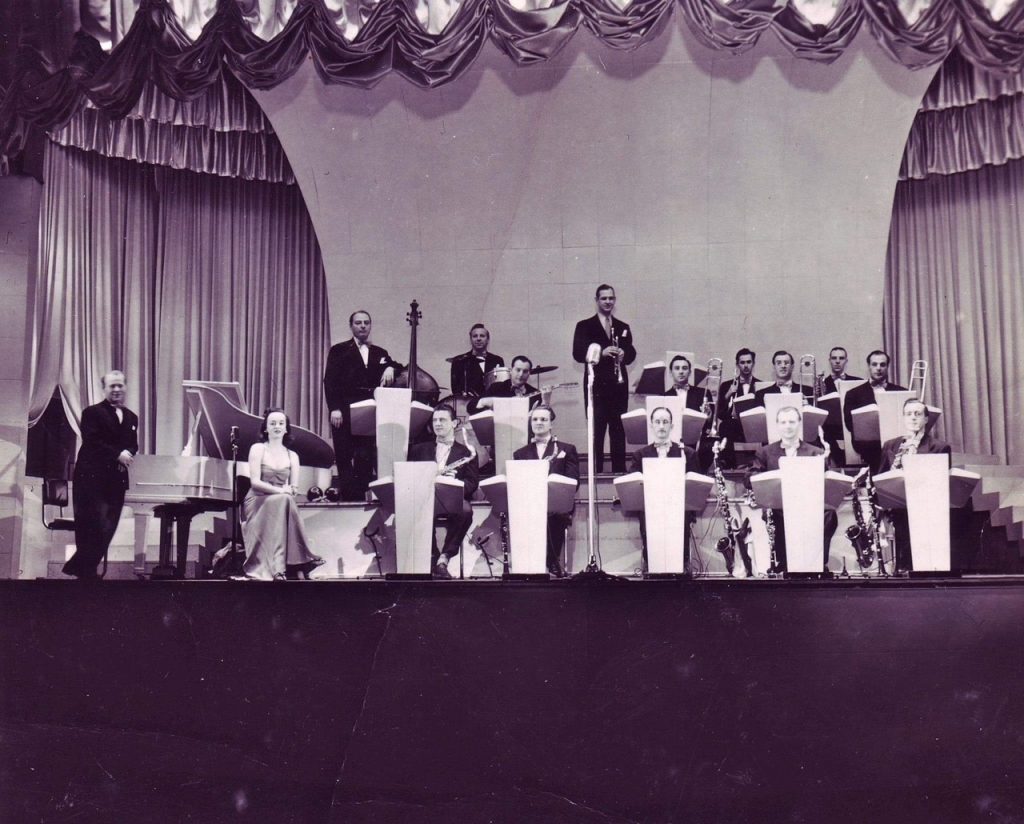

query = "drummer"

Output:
[[469, 355, 551, 414], [449, 324, 505, 399]]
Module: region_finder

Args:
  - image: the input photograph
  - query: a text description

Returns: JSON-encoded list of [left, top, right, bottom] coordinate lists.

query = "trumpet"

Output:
[[909, 359, 928, 402], [611, 327, 625, 384]]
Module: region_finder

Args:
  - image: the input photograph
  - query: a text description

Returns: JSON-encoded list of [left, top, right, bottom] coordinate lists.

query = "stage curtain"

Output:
[[900, 50, 1024, 179], [7, 0, 1024, 165], [150, 163, 329, 454], [28, 141, 329, 453], [884, 157, 1024, 464]]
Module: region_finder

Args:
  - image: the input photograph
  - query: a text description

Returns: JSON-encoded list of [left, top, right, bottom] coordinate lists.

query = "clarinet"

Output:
[[712, 440, 753, 577], [762, 505, 780, 577], [499, 511, 511, 576], [865, 470, 889, 577]]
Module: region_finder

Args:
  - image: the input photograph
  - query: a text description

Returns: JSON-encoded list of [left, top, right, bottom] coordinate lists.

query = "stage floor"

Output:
[[3, 578, 1024, 823]]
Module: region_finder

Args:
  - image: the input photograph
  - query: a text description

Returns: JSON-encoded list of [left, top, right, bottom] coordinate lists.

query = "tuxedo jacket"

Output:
[[74, 401, 139, 490], [407, 440, 480, 500], [822, 374, 862, 395], [512, 440, 581, 487], [750, 440, 827, 474], [449, 351, 504, 398], [716, 376, 760, 424], [662, 386, 706, 411], [756, 383, 814, 404], [629, 442, 697, 475], [323, 339, 402, 412], [468, 379, 540, 415], [571, 314, 636, 399], [842, 380, 907, 436], [877, 434, 951, 474]]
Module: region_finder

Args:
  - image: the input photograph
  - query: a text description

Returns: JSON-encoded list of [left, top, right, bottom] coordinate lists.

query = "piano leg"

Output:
[[133, 511, 151, 577], [175, 515, 192, 578], [152, 510, 178, 580]]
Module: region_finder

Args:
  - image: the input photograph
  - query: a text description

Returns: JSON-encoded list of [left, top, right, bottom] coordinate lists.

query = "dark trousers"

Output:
[[852, 440, 883, 473], [331, 418, 375, 499], [592, 397, 627, 474], [771, 509, 838, 573], [547, 514, 571, 570], [431, 501, 474, 563], [65, 476, 125, 577]]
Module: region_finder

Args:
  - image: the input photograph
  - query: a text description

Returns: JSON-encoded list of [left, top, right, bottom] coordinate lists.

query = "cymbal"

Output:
[[531, 365, 558, 375]]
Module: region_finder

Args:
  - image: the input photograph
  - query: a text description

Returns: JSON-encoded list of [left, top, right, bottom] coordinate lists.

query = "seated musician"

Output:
[[469, 355, 549, 414], [843, 349, 907, 472], [239, 409, 324, 581], [877, 398, 952, 573], [511, 404, 579, 578], [408, 403, 480, 579], [663, 355, 703, 409], [749, 405, 838, 576], [630, 406, 699, 574], [449, 323, 504, 399]]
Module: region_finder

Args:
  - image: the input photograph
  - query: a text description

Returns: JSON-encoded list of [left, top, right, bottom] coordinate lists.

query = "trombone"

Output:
[[799, 353, 822, 407], [909, 359, 928, 401]]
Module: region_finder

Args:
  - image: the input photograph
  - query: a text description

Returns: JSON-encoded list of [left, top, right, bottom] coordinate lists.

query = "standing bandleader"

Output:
[[572, 284, 636, 474]]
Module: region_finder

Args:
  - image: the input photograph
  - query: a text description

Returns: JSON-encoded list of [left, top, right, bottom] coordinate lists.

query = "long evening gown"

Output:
[[241, 465, 321, 580]]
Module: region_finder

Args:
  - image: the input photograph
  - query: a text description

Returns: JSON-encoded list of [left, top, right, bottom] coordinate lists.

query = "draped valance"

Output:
[[4, 0, 1024, 168]]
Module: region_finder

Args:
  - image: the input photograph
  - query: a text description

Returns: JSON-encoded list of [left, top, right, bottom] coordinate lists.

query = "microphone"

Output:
[[585, 343, 602, 365], [229, 425, 239, 446]]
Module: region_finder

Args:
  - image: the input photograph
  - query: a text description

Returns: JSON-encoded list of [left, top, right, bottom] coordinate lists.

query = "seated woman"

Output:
[[240, 409, 323, 580]]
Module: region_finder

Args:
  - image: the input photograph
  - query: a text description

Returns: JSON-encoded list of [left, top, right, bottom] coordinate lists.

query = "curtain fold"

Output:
[[29, 141, 329, 454], [884, 157, 1024, 465]]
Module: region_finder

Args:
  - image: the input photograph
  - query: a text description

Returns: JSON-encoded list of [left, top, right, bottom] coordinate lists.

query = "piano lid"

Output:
[[184, 381, 335, 469]]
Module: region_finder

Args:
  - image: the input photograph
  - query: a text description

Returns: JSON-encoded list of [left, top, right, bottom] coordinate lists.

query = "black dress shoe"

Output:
[[547, 562, 566, 579], [433, 563, 452, 580]]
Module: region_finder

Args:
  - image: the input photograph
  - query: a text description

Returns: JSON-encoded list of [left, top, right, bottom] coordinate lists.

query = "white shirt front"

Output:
[[435, 441, 454, 470], [534, 438, 552, 460], [354, 339, 370, 366]]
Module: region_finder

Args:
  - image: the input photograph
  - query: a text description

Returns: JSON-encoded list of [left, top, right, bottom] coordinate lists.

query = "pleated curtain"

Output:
[[28, 141, 330, 453]]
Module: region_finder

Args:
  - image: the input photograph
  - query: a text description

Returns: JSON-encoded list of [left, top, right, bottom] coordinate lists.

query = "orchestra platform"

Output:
[[3, 575, 1024, 823]]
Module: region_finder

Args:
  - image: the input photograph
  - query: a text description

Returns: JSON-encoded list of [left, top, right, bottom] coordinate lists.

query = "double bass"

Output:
[[393, 300, 441, 407]]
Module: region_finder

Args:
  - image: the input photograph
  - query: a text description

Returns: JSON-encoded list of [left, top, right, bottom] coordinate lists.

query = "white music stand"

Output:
[[350, 388, 433, 480], [467, 397, 530, 474], [749, 456, 826, 573], [390, 461, 438, 575]]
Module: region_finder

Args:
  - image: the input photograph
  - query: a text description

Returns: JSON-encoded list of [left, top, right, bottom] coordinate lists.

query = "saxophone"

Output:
[[712, 439, 753, 577], [846, 469, 876, 571]]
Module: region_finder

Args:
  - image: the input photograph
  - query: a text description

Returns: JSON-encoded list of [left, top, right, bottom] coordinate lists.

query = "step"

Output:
[[990, 505, 1024, 529], [961, 464, 1024, 477], [953, 453, 1005, 467]]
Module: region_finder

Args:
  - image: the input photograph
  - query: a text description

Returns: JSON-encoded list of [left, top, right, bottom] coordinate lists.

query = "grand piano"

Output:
[[126, 381, 335, 579]]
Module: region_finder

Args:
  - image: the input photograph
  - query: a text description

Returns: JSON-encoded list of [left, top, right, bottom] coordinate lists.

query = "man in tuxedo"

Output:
[[843, 349, 907, 472], [822, 346, 861, 394], [323, 310, 402, 499], [511, 405, 579, 577], [749, 405, 838, 576], [449, 323, 504, 399], [716, 348, 759, 468], [821, 346, 862, 467], [469, 355, 548, 414], [878, 398, 952, 572], [572, 284, 636, 474], [408, 404, 480, 579], [629, 406, 699, 573], [63, 370, 139, 579], [663, 355, 704, 410], [756, 350, 813, 403]]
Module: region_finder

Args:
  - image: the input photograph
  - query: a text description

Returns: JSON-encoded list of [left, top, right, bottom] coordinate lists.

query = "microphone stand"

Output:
[[572, 353, 622, 582], [230, 427, 241, 568]]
